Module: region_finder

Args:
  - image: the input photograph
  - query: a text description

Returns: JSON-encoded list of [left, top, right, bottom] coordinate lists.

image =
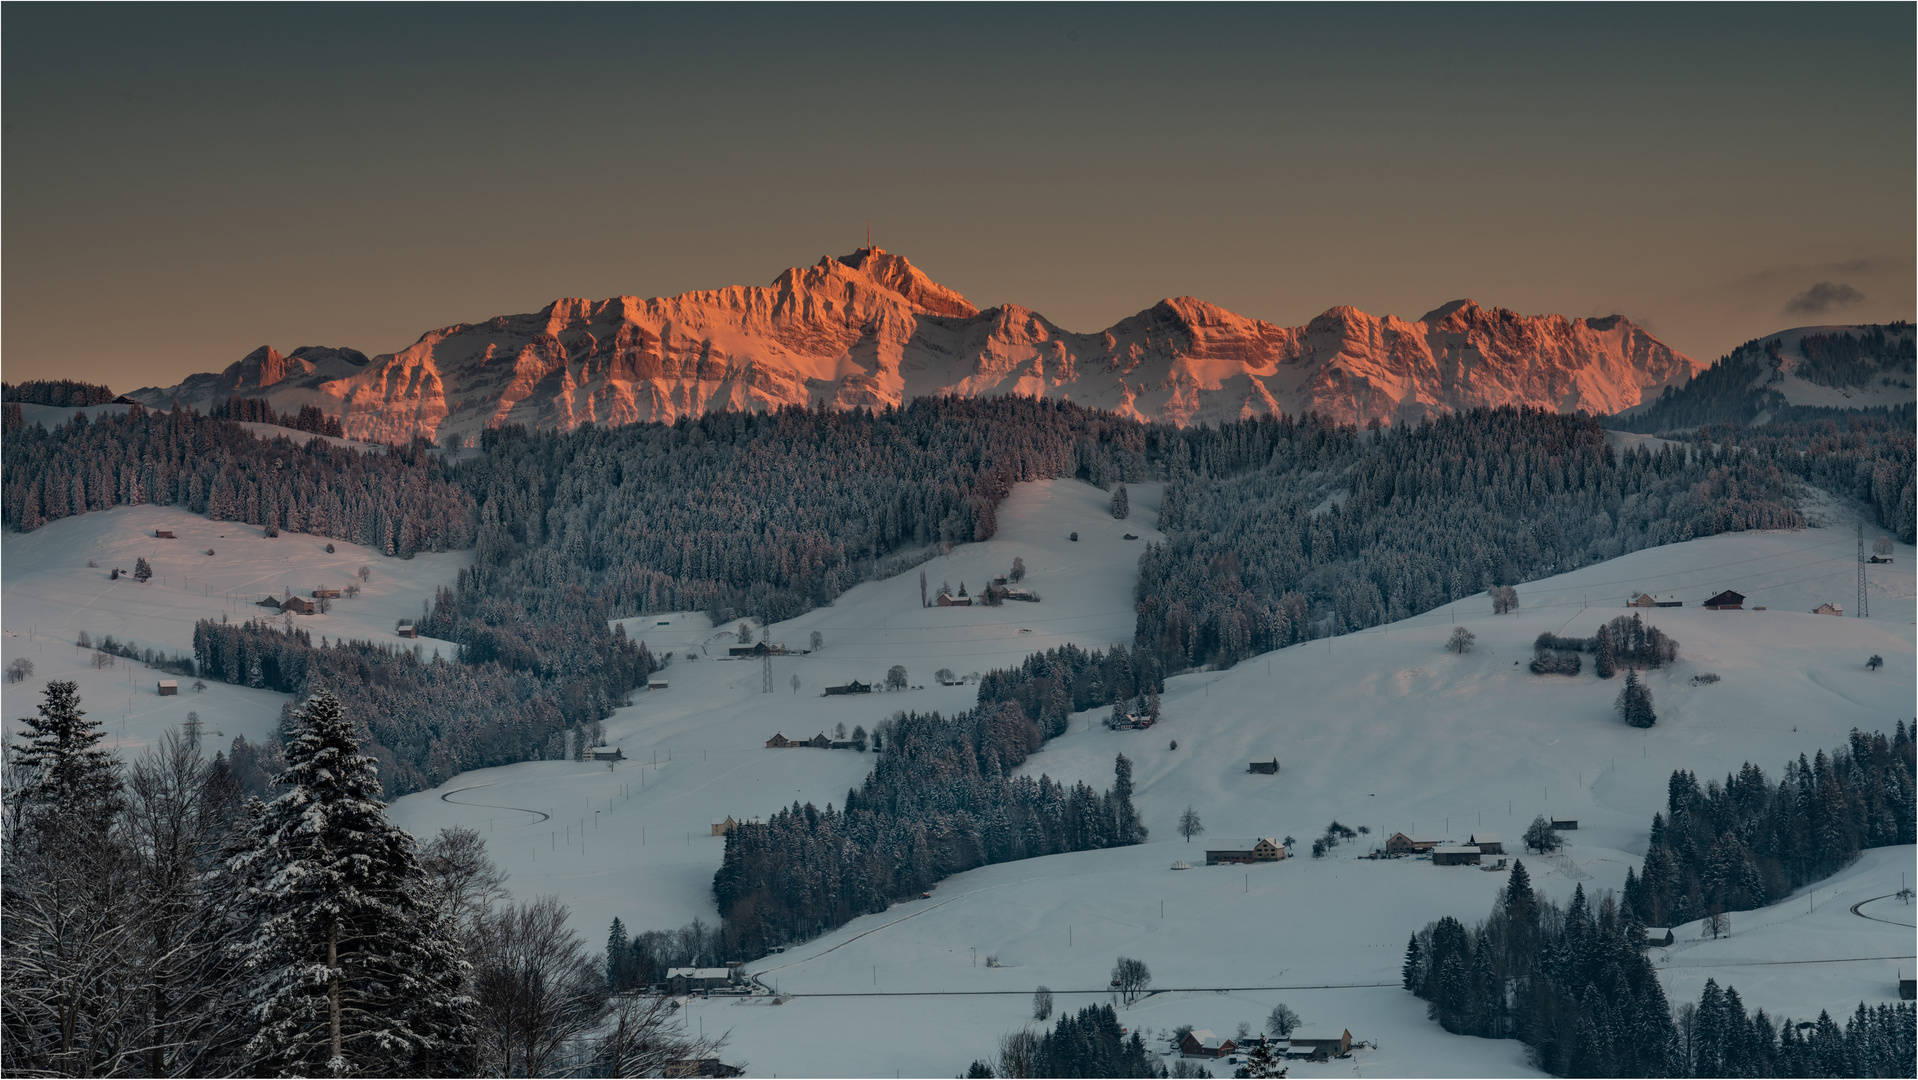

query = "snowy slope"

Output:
[[1, 504, 469, 756], [127, 249, 1698, 441], [381, 483, 1909, 1076], [5, 478, 1911, 1077]]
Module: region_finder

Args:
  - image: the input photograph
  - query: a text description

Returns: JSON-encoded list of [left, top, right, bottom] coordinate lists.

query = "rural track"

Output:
[[768, 982, 1399, 999], [1849, 894, 1917, 928], [439, 783, 551, 824]]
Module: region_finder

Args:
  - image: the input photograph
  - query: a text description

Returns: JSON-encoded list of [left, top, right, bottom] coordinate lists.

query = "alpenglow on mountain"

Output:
[[132, 248, 1698, 443]]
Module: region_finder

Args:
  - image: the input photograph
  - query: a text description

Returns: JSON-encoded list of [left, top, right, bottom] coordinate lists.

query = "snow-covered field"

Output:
[[4, 475, 1912, 1078], [1, 504, 468, 755]]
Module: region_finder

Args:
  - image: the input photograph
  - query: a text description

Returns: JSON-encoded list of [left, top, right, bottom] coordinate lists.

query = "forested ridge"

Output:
[[1611, 324, 1914, 436], [1133, 408, 1801, 672], [2, 404, 474, 554]]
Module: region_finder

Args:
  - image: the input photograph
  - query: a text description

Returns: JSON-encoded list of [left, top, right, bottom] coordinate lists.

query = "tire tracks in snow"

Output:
[[1850, 894, 1917, 928], [439, 783, 551, 824]]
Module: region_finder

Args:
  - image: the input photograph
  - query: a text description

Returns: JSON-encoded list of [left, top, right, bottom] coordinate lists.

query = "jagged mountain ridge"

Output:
[[131, 249, 1698, 442]]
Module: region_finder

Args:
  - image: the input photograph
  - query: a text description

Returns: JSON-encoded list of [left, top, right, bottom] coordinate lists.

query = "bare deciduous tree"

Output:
[[1178, 805, 1204, 843], [1110, 956, 1151, 1006], [595, 990, 732, 1078], [421, 826, 508, 934], [469, 895, 609, 1077], [1447, 626, 1476, 653]]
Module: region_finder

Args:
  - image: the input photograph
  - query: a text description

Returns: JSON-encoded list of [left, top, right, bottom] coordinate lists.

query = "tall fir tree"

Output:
[[229, 690, 475, 1077]]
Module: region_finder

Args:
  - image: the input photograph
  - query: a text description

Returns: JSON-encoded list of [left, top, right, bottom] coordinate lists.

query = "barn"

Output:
[[1703, 590, 1746, 610], [1432, 845, 1483, 866], [1205, 838, 1285, 865], [1385, 833, 1441, 855], [1468, 832, 1504, 855], [157, 680, 178, 696], [280, 596, 316, 615], [1178, 1030, 1236, 1058], [1287, 1028, 1352, 1059], [1247, 758, 1280, 775]]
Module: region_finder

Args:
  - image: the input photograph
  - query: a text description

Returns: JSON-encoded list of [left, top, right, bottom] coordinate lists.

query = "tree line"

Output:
[[1622, 726, 1916, 930], [2, 405, 475, 555], [1135, 407, 1799, 674], [209, 395, 348, 439], [965, 1003, 1162, 1078], [2, 379, 119, 407], [191, 617, 658, 798], [705, 705, 1145, 958]]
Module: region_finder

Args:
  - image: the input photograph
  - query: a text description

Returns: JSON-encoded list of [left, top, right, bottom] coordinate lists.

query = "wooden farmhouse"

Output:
[[1629, 592, 1683, 608], [1551, 818, 1578, 830], [1703, 590, 1746, 610], [1432, 845, 1483, 866], [648, 678, 669, 690], [1286, 1028, 1353, 1059], [589, 746, 624, 762], [1469, 832, 1504, 855], [280, 596, 316, 615], [1385, 833, 1441, 855], [936, 592, 972, 607], [1812, 602, 1843, 616], [256, 596, 284, 609], [1644, 927, 1675, 947], [155, 529, 176, 539], [312, 587, 342, 599], [664, 967, 738, 995], [1247, 757, 1280, 775], [764, 733, 793, 748], [395, 620, 418, 638], [157, 680, 178, 696], [823, 680, 872, 696], [711, 816, 737, 836], [1205, 838, 1286, 865], [1179, 1030, 1236, 1058]]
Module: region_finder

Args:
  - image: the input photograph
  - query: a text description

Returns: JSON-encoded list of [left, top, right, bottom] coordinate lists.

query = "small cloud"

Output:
[[1784, 282, 1865, 316]]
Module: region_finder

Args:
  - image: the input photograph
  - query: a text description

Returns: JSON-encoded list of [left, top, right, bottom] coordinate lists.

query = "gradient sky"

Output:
[[5, 4, 1912, 391]]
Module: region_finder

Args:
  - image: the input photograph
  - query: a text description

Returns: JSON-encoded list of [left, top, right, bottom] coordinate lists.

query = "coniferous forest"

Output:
[[1406, 861, 1916, 1077], [1622, 728, 1917, 928]]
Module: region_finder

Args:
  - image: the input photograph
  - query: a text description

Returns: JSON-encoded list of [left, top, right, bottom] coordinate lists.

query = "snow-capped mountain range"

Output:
[[131, 248, 1699, 442]]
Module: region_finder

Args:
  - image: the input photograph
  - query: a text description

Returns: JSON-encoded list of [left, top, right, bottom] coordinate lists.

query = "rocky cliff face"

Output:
[[132, 249, 1697, 442]]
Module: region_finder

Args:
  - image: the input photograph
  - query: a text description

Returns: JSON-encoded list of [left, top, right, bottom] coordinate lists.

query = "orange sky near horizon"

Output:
[[3, 5, 1912, 392]]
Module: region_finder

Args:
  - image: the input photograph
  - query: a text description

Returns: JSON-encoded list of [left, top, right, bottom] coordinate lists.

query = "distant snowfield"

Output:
[[5, 477, 1913, 1078]]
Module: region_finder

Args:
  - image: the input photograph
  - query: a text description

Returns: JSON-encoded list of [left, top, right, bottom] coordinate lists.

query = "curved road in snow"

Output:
[[1849, 894, 1917, 928]]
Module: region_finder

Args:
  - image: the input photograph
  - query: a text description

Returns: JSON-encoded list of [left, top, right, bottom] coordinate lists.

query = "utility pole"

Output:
[[763, 651, 773, 694], [1857, 522, 1869, 617]]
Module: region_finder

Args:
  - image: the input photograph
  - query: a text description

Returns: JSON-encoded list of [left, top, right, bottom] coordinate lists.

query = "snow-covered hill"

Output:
[[128, 249, 1698, 442], [4, 481, 1910, 1077]]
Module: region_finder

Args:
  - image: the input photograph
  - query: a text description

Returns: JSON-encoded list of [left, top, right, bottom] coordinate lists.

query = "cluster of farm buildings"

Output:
[[1178, 1026, 1354, 1063]]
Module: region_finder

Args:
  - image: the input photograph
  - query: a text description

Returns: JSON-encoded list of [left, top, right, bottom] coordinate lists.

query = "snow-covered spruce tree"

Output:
[[230, 689, 475, 1076], [1615, 669, 1657, 728], [1111, 483, 1129, 519], [2, 680, 139, 1077]]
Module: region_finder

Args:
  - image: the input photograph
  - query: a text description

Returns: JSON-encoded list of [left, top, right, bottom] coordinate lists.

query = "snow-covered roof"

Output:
[[1185, 1029, 1230, 1048], [666, 967, 733, 980], [1205, 839, 1277, 850], [1289, 1027, 1348, 1043], [1469, 832, 1502, 844], [1433, 845, 1481, 854]]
